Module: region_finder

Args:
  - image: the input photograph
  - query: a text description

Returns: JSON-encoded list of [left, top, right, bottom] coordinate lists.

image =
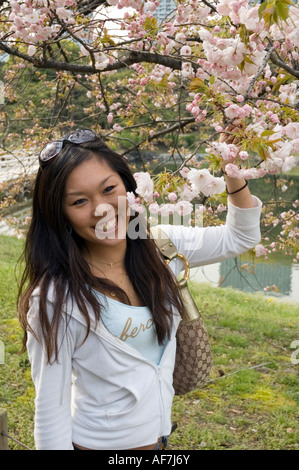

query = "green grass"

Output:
[[0, 235, 298, 450], [170, 282, 299, 450]]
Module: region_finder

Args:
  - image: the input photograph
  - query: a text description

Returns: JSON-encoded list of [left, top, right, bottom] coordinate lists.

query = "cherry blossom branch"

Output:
[[270, 52, 299, 79], [0, 39, 184, 74], [121, 117, 196, 156], [200, 0, 218, 14], [244, 46, 274, 100], [172, 130, 219, 177], [76, 0, 106, 15], [261, 210, 299, 239], [248, 96, 297, 111]]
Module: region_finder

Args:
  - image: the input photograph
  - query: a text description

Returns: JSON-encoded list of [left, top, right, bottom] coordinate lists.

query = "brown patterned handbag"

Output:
[[151, 227, 212, 395]]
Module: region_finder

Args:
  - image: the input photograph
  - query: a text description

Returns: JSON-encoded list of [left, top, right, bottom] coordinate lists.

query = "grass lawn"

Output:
[[0, 234, 298, 450]]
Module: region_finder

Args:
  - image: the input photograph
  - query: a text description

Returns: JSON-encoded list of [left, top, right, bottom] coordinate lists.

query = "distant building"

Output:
[[153, 0, 176, 23]]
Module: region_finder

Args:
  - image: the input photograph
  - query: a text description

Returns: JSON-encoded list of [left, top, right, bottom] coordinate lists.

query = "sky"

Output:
[[95, 4, 134, 39]]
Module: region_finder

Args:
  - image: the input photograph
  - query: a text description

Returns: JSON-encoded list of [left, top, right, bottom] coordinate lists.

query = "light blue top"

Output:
[[94, 291, 167, 365]]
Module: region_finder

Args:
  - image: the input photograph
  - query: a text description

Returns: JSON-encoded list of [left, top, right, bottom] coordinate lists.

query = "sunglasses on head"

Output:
[[39, 129, 98, 167]]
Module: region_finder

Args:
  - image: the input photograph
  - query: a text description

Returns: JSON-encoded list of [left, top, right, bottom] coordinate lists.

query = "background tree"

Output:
[[0, 0, 298, 260]]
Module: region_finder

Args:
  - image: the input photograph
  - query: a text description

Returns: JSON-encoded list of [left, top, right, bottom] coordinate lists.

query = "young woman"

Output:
[[18, 128, 262, 450]]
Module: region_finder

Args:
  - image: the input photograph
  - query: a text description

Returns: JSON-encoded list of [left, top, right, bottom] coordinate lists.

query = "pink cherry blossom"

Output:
[[167, 192, 177, 203], [148, 202, 160, 214], [179, 167, 190, 178], [159, 204, 174, 216], [217, 0, 233, 16], [240, 168, 266, 179], [127, 191, 137, 207], [126, 191, 144, 214], [27, 45, 36, 56], [224, 163, 242, 178], [238, 5, 260, 31], [284, 122, 299, 139], [281, 156, 296, 173], [112, 123, 124, 132], [133, 172, 154, 202], [217, 204, 227, 213], [180, 45, 192, 56], [225, 103, 252, 119], [210, 141, 239, 161], [174, 201, 193, 216], [178, 183, 200, 202], [187, 168, 213, 190], [107, 113, 114, 124], [187, 168, 225, 196], [255, 244, 268, 258], [239, 151, 249, 162], [56, 7, 71, 20], [203, 176, 226, 196], [292, 139, 299, 152]]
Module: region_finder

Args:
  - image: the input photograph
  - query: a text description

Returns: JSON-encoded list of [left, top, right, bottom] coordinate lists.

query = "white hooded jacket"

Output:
[[27, 196, 262, 450]]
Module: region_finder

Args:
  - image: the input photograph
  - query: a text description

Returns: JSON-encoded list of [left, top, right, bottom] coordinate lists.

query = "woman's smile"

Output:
[[94, 214, 119, 237]]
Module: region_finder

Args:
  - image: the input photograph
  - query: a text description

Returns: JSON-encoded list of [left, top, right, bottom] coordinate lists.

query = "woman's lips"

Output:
[[94, 215, 118, 238]]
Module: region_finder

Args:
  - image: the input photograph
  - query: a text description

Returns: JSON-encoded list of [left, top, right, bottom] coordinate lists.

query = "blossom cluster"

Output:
[[9, 0, 76, 45], [257, 201, 299, 262], [127, 167, 226, 219]]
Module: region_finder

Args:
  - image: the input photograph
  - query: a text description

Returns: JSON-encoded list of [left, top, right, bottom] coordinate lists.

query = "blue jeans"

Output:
[[154, 435, 168, 450], [73, 436, 168, 451]]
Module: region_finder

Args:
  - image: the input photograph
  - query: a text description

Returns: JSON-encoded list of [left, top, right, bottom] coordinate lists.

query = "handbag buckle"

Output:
[[165, 253, 190, 281]]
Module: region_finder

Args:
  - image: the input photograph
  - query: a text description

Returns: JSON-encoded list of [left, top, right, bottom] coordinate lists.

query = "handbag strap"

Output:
[[150, 226, 200, 323], [150, 226, 178, 260], [150, 226, 190, 281]]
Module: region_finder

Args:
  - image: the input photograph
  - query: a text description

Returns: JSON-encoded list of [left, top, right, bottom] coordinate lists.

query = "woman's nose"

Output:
[[93, 202, 115, 220]]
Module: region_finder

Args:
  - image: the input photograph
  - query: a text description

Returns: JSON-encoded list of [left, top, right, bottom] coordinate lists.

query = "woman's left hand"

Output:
[[219, 119, 254, 208], [219, 119, 243, 169]]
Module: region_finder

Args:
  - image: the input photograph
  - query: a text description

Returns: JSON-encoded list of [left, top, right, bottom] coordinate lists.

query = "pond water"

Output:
[[190, 256, 299, 304]]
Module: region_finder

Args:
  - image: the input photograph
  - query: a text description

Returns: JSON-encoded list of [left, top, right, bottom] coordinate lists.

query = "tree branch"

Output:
[[76, 0, 107, 15], [270, 52, 299, 79], [0, 40, 184, 74], [121, 117, 196, 156], [172, 129, 219, 177], [200, 0, 218, 14], [244, 46, 274, 100]]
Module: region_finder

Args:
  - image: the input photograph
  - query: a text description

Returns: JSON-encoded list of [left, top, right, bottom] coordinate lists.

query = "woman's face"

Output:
[[63, 156, 130, 248]]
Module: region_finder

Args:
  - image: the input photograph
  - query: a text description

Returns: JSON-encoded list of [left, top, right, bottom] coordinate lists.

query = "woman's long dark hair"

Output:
[[18, 135, 185, 363]]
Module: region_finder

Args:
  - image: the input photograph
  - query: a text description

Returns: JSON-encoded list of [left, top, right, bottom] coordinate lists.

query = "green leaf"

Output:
[[143, 16, 158, 36], [244, 55, 255, 65], [281, 0, 294, 6], [258, 1, 268, 19], [261, 130, 276, 137], [257, 144, 268, 160], [238, 60, 245, 72], [277, 0, 290, 21], [189, 78, 207, 93]]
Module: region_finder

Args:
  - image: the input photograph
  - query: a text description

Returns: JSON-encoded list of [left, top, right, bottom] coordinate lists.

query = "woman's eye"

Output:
[[104, 185, 115, 193], [73, 198, 87, 206]]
